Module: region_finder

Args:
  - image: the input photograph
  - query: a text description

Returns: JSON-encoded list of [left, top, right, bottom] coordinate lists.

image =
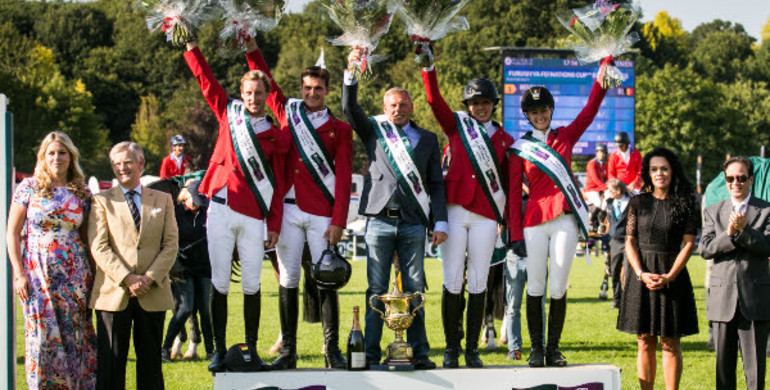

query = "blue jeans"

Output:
[[163, 276, 213, 352], [504, 256, 527, 352], [364, 216, 429, 361]]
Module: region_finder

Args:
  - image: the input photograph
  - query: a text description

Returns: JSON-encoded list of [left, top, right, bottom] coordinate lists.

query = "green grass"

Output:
[[15, 255, 749, 389]]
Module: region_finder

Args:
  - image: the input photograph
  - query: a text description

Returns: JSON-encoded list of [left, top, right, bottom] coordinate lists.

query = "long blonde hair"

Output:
[[33, 131, 89, 200]]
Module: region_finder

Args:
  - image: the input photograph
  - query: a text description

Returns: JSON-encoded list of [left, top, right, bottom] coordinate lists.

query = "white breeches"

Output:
[[275, 204, 331, 288], [523, 213, 579, 299], [439, 205, 498, 294], [585, 191, 603, 208], [207, 202, 265, 295]]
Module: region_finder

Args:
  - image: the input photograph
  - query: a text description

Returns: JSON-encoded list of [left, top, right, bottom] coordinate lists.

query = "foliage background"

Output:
[[1, 0, 769, 181]]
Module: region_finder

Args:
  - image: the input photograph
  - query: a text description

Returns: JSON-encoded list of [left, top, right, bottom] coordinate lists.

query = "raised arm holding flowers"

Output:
[[138, 0, 207, 46], [218, 0, 286, 52]]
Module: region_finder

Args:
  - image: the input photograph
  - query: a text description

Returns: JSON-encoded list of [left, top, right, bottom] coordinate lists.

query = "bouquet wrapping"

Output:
[[327, 0, 398, 79], [397, 0, 472, 68], [556, 0, 640, 88], [138, 0, 206, 46], [219, 0, 286, 51]]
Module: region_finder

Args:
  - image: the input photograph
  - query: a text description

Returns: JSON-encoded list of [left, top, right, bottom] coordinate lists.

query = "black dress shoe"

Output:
[[414, 356, 437, 370]]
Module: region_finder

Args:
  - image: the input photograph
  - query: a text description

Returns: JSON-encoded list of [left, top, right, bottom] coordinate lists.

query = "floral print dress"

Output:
[[13, 178, 97, 390]]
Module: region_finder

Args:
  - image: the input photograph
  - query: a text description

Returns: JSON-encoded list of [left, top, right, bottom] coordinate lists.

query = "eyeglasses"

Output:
[[725, 175, 749, 184]]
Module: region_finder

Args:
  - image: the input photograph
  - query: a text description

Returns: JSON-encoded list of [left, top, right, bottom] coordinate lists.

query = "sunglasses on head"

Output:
[[725, 175, 749, 184]]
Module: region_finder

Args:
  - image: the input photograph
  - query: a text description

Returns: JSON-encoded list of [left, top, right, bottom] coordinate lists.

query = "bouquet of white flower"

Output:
[[326, 0, 398, 79], [138, 0, 206, 46], [218, 0, 286, 51], [557, 0, 641, 88], [397, 0, 472, 68]]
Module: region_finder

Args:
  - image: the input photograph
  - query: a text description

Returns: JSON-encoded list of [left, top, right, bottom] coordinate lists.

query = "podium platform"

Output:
[[214, 364, 621, 390]]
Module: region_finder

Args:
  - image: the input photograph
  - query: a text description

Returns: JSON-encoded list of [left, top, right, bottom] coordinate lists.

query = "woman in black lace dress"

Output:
[[617, 147, 699, 390]]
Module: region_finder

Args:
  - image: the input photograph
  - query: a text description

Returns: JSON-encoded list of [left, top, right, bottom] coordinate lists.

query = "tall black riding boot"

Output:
[[546, 294, 568, 367], [243, 291, 269, 371], [441, 287, 462, 368], [320, 289, 347, 369], [271, 286, 299, 370], [208, 289, 228, 373], [526, 294, 545, 367], [464, 292, 486, 368]]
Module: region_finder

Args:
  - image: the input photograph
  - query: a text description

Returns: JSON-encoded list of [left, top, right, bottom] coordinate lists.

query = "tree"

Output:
[[638, 11, 689, 68], [130, 94, 167, 174], [635, 64, 754, 182], [688, 20, 755, 83], [0, 21, 110, 177]]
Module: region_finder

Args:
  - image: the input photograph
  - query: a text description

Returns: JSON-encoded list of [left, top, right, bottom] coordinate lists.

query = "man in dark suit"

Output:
[[89, 141, 178, 390], [701, 156, 770, 390], [604, 178, 631, 309], [342, 49, 448, 369]]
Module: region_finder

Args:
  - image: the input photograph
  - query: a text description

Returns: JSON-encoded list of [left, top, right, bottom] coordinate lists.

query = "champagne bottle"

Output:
[[347, 306, 366, 370]]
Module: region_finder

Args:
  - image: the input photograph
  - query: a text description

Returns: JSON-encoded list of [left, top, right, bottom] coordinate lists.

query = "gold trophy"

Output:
[[368, 277, 425, 370]]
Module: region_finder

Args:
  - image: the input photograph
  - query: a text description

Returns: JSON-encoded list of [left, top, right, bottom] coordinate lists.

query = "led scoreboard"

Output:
[[502, 57, 635, 155]]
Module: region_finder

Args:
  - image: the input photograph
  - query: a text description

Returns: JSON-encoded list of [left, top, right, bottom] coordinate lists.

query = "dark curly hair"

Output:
[[640, 147, 696, 225]]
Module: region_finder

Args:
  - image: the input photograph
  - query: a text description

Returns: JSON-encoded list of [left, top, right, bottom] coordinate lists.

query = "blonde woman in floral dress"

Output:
[[6, 131, 97, 389]]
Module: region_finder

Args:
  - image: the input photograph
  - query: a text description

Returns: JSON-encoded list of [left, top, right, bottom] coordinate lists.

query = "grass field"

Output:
[[15, 254, 751, 389]]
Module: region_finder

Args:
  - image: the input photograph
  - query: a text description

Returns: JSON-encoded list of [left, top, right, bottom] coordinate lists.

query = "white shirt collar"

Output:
[[531, 129, 550, 143], [482, 121, 497, 137], [305, 107, 330, 128], [249, 115, 271, 134], [120, 184, 142, 195], [619, 148, 631, 163], [731, 195, 751, 212]]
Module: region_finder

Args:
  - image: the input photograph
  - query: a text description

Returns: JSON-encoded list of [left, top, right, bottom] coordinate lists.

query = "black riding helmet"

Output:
[[311, 244, 352, 290], [595, 143, 608, 153], [520, 86, 554, 112], [614, 132, 630, 144], [463, 79, 500, 105]]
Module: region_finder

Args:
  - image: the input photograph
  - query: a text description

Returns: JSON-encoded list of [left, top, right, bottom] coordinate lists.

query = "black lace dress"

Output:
[[616, 193, 699, 337]]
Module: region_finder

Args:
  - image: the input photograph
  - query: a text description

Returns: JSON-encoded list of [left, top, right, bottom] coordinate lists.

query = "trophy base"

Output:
[[369, 362, 415, 371]]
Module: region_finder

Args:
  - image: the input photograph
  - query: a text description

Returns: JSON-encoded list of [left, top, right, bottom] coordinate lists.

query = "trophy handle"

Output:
[[369, 295, 386, 319], [410, 292, 425, 316]]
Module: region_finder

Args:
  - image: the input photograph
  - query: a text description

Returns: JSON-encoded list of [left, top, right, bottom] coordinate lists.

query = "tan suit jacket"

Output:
[[88, 185, 178, 312]]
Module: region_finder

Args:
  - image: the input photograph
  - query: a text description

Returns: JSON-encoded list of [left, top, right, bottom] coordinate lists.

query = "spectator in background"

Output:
[[617, 147, 699, 390], [159, 135, 192, 179], [585, 143, 608, 235], [604, 178, 630, 309], [161, 179, 213, 362], [7, 131, 97, 389], [608, 132, 642, 192], [89, 141, 178, 389], [701, 156, 770, 390]]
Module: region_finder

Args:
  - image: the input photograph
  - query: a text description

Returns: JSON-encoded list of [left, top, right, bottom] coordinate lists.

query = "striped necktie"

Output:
[[125, 190, 141, 232]]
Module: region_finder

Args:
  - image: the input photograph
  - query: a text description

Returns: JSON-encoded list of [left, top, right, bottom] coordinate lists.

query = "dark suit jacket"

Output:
[[701, 197, 770, 322], [607, 197, 628, 243], [342, 82, 447, 227]]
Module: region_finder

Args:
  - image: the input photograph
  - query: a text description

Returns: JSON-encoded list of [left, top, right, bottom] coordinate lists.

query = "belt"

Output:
[[378, 208, 401, 219], [284, 198, 296, 204], [211, 195, 226, 205]]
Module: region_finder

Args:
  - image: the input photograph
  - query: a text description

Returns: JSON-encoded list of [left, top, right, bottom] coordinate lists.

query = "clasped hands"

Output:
[[125, 274, 153, 297], [727, 210, 747, 237], [640, 272, 671, 291]]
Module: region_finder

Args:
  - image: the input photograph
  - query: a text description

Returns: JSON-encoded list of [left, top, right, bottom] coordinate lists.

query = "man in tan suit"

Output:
[[89, 141, 178, 390]]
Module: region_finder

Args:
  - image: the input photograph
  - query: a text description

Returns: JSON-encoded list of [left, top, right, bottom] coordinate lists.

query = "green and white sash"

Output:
[[286, 98, 335, 203], [510, 134, 590, 240], [455, 111, 506, 224], [226, 99, 275, 215], [370, 115, 430, 224]]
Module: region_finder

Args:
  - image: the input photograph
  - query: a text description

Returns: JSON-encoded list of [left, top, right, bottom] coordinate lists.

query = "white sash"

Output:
[[511, 134, 590, 240], [455, 111, 506, 223], [370, 115, 430, 224], [286, 98, 336, 203], [226, 99, 275, 215]]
